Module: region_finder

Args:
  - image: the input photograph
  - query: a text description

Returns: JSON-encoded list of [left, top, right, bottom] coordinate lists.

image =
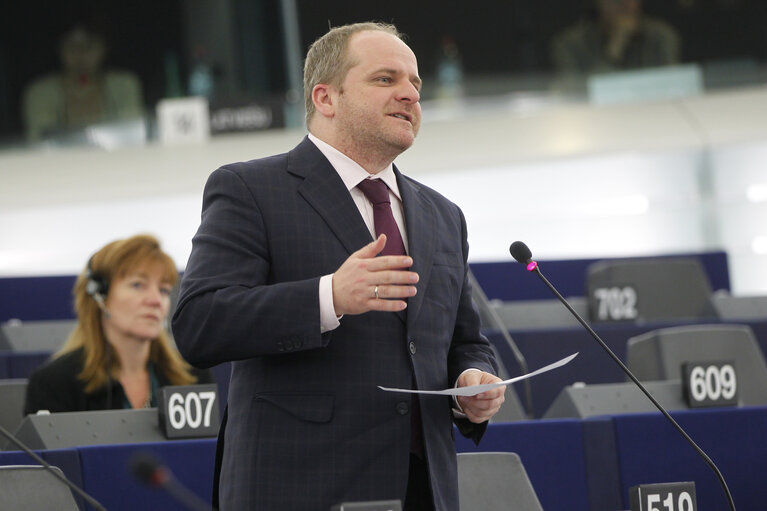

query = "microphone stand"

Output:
[[519, 256, 736, 511], [0, 424, 108, 511]]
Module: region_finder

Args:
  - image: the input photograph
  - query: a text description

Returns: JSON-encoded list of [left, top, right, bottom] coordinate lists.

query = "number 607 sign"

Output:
[[158, 384, 220, 438]]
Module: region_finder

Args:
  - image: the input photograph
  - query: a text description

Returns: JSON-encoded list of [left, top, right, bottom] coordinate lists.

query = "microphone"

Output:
[[93, 294, 111, 320], [509, 241, 737, 511], [0, 424, 107, 511], [129, 451, 215, 511]]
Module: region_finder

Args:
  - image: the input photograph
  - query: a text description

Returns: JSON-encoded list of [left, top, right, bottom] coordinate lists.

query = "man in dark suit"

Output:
[[172, 21, 505, 511]]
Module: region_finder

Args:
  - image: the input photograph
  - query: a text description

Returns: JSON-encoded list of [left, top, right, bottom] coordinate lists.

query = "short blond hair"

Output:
[[303, 22, 403, 124]]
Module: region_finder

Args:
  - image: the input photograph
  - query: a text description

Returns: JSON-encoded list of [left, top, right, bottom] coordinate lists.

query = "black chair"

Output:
[[627, 324, 767, 406], [457, 452, 543, 511], [0, 465, 79, 510]]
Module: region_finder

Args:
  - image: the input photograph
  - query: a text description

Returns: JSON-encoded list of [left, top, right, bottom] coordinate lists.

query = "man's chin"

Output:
[[387, 131, 417, 152]]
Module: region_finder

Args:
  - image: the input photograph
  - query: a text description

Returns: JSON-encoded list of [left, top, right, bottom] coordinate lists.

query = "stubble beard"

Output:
[[341, 112, 418, 167]]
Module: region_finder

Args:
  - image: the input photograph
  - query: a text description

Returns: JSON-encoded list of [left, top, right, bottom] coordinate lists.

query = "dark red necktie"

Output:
[[356, 179, 406, 256], [357, 178, 424, 458]]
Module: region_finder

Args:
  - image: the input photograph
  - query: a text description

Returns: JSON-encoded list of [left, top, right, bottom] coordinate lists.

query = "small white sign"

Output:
[[156, 96, 210, 145]]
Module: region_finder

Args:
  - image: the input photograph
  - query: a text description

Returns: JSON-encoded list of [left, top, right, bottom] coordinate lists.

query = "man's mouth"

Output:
[[389, 113, 411, 122]]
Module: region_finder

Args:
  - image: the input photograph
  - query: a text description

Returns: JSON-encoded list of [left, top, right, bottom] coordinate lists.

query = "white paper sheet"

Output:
[[378, 352, 578, 397]]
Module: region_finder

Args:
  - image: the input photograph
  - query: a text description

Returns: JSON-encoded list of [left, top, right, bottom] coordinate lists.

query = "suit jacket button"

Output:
[[408, 341, 416, 355], [396, 402, 410, 415]]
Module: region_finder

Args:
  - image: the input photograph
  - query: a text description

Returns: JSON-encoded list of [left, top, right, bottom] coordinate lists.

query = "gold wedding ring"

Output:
[[374, 285, 379, 300]]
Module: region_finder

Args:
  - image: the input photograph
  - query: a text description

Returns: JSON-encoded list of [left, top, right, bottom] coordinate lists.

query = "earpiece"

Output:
[[85, 256, 110, 318]]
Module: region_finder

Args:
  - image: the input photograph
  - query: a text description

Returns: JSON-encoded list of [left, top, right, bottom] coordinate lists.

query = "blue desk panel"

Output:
[[78, 439, 217, 511], [610, 406, 767, 511], [0, 351, 51, 379]]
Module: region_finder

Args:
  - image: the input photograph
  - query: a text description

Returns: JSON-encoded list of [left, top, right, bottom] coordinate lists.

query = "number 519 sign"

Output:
[[630, 482, 697, 511], [158, 384, 220, 438]]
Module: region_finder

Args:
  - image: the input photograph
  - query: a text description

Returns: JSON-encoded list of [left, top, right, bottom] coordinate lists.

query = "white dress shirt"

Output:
[[307, 135, 482, 413], [308, 133, 409, 333]]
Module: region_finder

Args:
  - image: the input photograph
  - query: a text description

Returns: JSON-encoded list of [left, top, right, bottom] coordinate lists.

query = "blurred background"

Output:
[[1, 0, 766, 296]]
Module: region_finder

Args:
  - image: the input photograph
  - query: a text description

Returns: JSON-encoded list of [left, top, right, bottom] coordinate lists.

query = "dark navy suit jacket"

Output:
[[172, 137, 498, 511]]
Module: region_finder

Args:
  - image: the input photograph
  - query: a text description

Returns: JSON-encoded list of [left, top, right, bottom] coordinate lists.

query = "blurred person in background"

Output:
[[24, 234, 212, 414], [22, 12, 144, 141], [552, 0, 681, 74]]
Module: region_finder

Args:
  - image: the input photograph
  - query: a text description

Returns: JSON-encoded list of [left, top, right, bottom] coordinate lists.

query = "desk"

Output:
[[488, 318, 767, 418], [79, 439, 216, 511], [3, 407, 766, 511], [458, 406, 767, 511]]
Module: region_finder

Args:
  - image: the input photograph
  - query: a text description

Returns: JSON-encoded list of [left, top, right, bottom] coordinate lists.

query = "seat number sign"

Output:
[[682, 361, 738, 408], [593, 286, 638, 321], [158, 384, 220, 438], [630, 482, 697, 511]]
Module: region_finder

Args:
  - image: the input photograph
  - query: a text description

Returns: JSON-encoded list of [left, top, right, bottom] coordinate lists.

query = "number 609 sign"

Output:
[[158, 384, 220, 438], [682, 361, 738, 408]]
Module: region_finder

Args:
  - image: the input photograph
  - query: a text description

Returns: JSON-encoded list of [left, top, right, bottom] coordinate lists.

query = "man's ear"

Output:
[[312, 83, 336, 118]]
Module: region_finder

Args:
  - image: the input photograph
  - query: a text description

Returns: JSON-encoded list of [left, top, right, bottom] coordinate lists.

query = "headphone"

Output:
[[85, 255, 110, 314], [85, 255, 115, 408]]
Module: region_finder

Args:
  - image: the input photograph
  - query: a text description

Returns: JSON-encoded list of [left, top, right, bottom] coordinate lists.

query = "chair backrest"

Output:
[[586, 258, 716, 323], [627, 324, 767, 406], [457, 452, 543, 511], [0, 465, 79, 511], [0, 379, 27, 436]]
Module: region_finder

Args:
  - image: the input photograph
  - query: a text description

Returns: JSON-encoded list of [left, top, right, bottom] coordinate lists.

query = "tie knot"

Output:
[[357, 179, 391, 205]]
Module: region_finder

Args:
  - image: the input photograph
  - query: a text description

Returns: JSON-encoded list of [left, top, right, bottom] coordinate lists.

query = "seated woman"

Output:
[[25, 234, 212, 414]]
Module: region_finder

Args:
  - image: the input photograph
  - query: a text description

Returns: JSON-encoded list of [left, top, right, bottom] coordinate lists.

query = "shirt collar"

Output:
[[308, 133, 401, 201]]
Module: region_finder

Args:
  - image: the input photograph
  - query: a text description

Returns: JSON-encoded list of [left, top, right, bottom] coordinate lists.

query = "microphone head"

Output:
[[129, 451, 169, 487], [509, 241, 532, 264]]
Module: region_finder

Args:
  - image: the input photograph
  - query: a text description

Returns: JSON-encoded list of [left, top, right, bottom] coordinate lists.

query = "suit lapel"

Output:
[[396, 167, 435, 327], [288, 139, 432, 327], [289, 138, 373, 255]]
